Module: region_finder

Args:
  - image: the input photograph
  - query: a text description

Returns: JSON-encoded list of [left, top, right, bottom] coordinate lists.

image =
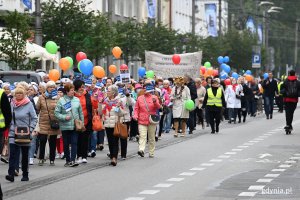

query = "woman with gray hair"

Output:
[[100, 85, 126, 166]]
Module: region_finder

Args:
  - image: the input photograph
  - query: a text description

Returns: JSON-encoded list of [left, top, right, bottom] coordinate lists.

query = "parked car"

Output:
[[0, 71, 42, 84]]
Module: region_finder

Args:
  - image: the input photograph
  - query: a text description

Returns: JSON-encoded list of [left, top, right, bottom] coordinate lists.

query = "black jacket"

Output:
[[0, 92, 12, 131], [85, 92, 93, 132], [262, 79, 278, 97], [187, 81, 197, 101]]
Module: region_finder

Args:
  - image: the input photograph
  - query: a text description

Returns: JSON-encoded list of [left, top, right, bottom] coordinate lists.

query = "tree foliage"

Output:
[[0, 10, 34, 70]]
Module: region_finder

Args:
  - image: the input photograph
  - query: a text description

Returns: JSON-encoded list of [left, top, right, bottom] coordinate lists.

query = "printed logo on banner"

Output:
[[63, 101, 72, 112], [51, 89, 58, 99], [85, 79, 92, 86], [115, 76, 120, 82], [10, 85, 15, 91], [95, 82, 104, 89]]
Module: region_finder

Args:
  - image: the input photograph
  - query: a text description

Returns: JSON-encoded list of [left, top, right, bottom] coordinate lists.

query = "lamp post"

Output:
[[35, 0, 42, 46], [295, 19, 300, 67]]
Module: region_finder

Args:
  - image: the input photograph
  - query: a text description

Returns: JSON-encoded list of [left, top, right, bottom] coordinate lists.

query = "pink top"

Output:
[[133, 93, 161, 125]]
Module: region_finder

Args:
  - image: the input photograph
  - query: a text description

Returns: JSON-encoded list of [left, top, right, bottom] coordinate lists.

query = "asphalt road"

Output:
[[2, 109, 300, 200]]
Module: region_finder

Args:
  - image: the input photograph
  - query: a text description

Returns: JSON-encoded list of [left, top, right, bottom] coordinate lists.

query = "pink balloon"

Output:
[[212, 70, 219, 76], [224, 79, 231, 86], [76, 52, 87, 62], [172, 54, 181, 65], [200, 66, 206, 74], [120, 64, 128, 70]]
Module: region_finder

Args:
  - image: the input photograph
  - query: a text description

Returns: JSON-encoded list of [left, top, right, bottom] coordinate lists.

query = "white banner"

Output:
[[145, 51, 202, 78]]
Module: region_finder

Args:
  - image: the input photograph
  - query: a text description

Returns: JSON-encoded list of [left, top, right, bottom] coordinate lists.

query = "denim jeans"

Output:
[[163, 110, 172, 132], [8, 144, 29, 176], [62, 130, 78, 163], [264, 96, 274, 116], [248, 99, 257, 116], [29, 135, 37, 159], [90, 130, 105, 152], [228, 108, 235, 121]]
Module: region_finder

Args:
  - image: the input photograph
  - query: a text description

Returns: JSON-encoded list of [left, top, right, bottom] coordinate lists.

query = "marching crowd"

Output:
[[0, 70, 299, 185]]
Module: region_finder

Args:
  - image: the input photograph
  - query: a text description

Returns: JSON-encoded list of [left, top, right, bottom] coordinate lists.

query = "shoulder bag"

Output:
[[143, 96, 160, 125], [64, 97, 85, 132], [113, 116, 128, 139], [13, 108, 31, 145], [92, 109, 103, 131], [44, 98, 60, 130]]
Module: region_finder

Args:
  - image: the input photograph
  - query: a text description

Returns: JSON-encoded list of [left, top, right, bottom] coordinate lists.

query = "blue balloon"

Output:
[[217, 56, 224, 64], [220, 63, 227, 70], [220, 71, 228, 80], [79, 59, 93, 76], [232, 72, 239, 79], [223, 56, 230, 63], [263, 73, 269, 80], [138, 67, 146, 77], [245, 70, 252, 75], [223, 64, 231, 74]]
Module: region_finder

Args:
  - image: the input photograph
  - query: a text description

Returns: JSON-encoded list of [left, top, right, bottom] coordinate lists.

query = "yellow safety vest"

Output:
[[0, 89, 5, 128], [278, 82, 283, 96], [207, 88, 222, 107]]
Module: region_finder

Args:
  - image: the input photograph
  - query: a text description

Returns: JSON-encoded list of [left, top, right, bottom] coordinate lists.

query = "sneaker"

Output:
[[21, 176, 29, 181], [29, 158, 34, 165], [14, 170, 19, 176], [50, 161, 55, 166], [38, 159, 45, 166], [64, 162, 70, 167], [82, 158, 87, 163], [121, 157, 126, 160], [99, 145, 104, 151], [55, 154, 60, 159], [1, 157, 9, 164], [69, 161, 79, 167], [91, 150, 96, 158], [165, 130, 170, 133], [138, 151, 144, 157], [149, 155, 154, 158], [77, 158, 83, 164], [5, 175, 14, 182], [87, 152, 91, 157]]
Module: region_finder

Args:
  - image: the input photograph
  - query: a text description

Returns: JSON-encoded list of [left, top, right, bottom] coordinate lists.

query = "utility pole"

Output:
[[35, 0, 42, 46], [157, 0, 161, 24], [218, 0, 222, 36], [192, 0, 195, 35], [107, 0, 114, 75], [265, 14, 269, 72], [295, 19, 299, 67]]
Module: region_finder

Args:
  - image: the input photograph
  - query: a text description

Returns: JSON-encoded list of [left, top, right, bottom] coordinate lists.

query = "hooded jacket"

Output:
[[281, 76, 300, 103]]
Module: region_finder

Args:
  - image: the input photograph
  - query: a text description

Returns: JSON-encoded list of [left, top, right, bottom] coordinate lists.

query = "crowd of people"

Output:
[[0, 69, 299, 186]]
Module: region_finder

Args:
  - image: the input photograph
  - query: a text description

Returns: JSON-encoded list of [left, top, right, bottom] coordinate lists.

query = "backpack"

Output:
[[285, 80, 298, 98]]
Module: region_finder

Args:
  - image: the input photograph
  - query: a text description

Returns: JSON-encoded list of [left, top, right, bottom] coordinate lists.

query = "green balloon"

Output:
[[78, 61, 82, 73], [204, 61, 211, 68], [45, 41, 58, 54], [66, 56, 73, 68], [146, 70, 155, 79], [185, 100, 195, 111]]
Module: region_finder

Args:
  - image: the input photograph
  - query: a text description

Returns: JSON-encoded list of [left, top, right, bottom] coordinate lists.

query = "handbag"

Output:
[[44, 97, 60, 130], [92, 109, 103, 131], [162, 105, 170, 114], [13, 108, 31, 145], [143, 96, 160, 124], [113, 116, 128, 139], [64, 97, 85, 132]]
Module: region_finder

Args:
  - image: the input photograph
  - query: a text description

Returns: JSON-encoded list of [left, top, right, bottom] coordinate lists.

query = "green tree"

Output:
[[41, 0, 94, 59], [0, 10, 33, 70]]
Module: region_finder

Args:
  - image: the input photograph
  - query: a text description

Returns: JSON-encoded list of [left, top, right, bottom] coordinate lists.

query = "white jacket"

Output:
[[225, 85, 237, 109], [196, 86, 206, 109], [120, 95, 136, 122], [234, 84, 243, 108]]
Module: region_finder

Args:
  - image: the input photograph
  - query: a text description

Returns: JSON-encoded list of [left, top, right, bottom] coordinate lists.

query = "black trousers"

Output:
[[106, 128, 119, 159], [0, 130, 3, 154], [130, 120, 138, 138], [208, 110, 221, 132], [77, 131, 90, 159], [0, 183, 2, 200], [8, 144, 29, 177], [187, 110, 196, 131], [38, 134, 57, 161], [196, 108, 204, 124], [285, 102, 297, 128], [159, 114, 165, 137]]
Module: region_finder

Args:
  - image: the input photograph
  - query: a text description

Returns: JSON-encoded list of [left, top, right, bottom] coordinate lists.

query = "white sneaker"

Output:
[[29, 158, 34, 165], [77, 158, 83, 164], [55, 154, 60, 159], [82, 158, 87, 163]]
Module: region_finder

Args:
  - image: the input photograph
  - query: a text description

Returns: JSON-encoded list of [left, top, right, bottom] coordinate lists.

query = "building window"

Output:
[[115, 0, 121, 15]]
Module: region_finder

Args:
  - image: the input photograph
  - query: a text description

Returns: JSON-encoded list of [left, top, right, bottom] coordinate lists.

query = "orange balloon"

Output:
[[59, 58, 71, 71], [245, 75, 253, 82], [49, 69, 60, 82], [93, 66, 106, 78], [109, 65, 117, 74], [112, 46, 122, 59], [207, 68, 213, 76]]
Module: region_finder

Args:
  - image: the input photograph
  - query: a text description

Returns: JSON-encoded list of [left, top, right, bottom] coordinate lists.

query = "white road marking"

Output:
[[201, 163, 215, 166], [210, 159, 222, 162], [238, 146, 249, 148], [225, 152, 237, 155], [238, 192, 258, 197], [293, 153, 300, 156], [232, 149, 243, 151], [218, 155, 231, 158], [268, 132, 276, 133], [167, 178, 184, 182], [256, 179, 273, 183], [243, 143, 254, 145], [263, 134, 272, 136], [271, 169, 286, 172], [180, 172, 196, 176], [125, 198, 145, 200], [249, 140, 260, 143], [290, 157, 300, 160], [279, 164, 291, 168], [190, 167, 206, 171], [285, 160, 296, 164], [139, 190, 160, 195], [265, 174, 280, 178], [259, 136, 268, 138], [248, 185, 265, 191], [254, 138, 264, 141], [154, 183, 173, 188]]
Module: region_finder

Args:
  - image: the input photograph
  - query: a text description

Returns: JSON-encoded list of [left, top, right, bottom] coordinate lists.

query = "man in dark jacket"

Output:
[[0, 88, 12, 199], [184, 75, 197, 134], [280, 70, 300, 134], [262, 72, 278, 119]]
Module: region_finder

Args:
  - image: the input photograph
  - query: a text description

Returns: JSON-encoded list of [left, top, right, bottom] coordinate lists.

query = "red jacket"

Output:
[[283, 76, 299, 103], [133, 93, 161, 126]]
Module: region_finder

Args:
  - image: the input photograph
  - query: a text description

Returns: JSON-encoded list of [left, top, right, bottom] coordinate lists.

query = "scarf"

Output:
[[13, 97, 30, 107]]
